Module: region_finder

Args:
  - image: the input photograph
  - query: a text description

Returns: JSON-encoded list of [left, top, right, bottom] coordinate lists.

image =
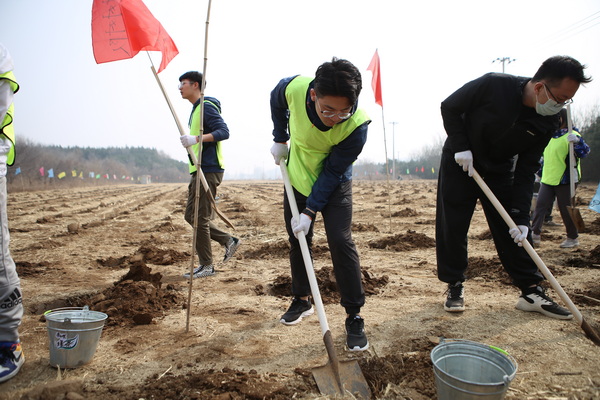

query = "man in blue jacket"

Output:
[[270, 58, 371, 351], [179, 71, 240, 279], [437, 56, 591, 319]]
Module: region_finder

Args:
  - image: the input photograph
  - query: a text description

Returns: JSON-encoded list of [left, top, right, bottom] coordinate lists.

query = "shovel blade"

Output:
[[567, 205, 585, 233], [312, 359, 371, 399]]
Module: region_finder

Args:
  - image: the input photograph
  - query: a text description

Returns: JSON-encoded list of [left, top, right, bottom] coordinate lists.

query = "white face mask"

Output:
[[535, 85, 564, 116]]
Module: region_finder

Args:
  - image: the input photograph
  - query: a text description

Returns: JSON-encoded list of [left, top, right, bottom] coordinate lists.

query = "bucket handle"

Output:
[[439, 338, 512, 358], [44, 305, 90, 316]]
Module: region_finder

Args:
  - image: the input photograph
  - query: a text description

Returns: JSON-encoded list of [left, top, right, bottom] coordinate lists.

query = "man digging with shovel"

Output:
[[270, 57, 371, 352], [436, 55, 591, 319]]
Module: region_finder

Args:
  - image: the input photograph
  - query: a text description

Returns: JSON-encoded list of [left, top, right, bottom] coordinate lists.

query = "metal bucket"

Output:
[[430, 339, 517, 400], [44, 306, 108, 368]]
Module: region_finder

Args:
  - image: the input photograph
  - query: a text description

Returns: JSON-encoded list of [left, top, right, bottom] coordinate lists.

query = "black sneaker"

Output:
[[183, 264, 215, 279], [444, 282, 465, 312], [280, 297, 313, 325], [345, 315, 369, 351], [516, 286, 573, 320], [223, 237, 241, 262]]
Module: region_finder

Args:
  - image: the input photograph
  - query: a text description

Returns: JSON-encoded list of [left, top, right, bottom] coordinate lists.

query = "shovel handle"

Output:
[[471, 169, 584, 324], [566, 104, 578, 205], [279, 161, 331, 338]]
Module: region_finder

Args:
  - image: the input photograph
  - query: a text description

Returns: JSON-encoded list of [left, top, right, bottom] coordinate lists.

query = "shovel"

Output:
[[279, 161, 371, 399], [472, 168, 600, 346], [565, 104, 586, 232]]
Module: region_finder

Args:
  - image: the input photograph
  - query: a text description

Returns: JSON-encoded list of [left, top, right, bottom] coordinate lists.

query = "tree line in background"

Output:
[[580, 109, 600, 183], [5, 106, 599, 192], [6, 138, 189, 192]]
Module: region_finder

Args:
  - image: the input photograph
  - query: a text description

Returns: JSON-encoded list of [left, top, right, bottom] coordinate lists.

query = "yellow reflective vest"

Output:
[[0, 71, 18, 166], [187, 99, 225, 174], [541, 132, 582, 186], [285, 76, 369, 196]]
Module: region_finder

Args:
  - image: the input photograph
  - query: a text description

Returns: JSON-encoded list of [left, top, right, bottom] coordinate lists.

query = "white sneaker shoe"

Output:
[[532, 233, 541, 247], [559, 238, 579, 248], [516, 286, 572, 320]]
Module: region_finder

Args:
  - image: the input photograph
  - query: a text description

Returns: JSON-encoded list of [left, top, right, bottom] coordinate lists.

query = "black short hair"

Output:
[[532, 56, 592, 86], [313, 57, 362, 104], [179, 71, 205, 87]]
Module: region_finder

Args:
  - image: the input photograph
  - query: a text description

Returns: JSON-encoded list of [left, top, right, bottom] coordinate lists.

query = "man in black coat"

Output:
[[436, 55, 591, 319]]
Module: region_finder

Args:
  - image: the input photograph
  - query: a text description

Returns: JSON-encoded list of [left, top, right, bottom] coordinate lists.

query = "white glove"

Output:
[[291, 213, 312, 238], [271, 142, 288, 165], [509, 225, 529, 247], [567, 133, 580, 143], [180, 135, 198, 148], [454, 150, 474, 177]]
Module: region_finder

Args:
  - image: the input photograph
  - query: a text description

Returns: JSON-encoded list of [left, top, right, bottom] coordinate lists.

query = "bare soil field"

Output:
[[1, 179, 599, 400]]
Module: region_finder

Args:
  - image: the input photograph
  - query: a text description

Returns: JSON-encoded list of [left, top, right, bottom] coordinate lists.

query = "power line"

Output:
[[537, 10, 600, 48]]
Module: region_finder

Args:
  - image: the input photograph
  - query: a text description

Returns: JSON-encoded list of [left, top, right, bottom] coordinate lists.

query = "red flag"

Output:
[[367, 50, 383, 107], [91, 0, 178, 73]]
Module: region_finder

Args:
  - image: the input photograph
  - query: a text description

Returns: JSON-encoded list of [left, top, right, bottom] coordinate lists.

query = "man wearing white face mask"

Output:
[[436, 56, 591, 319]]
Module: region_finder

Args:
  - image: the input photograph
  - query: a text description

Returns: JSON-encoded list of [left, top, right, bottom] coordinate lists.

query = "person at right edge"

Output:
[[270, 58, 371, 351], [437, 55, 591, 320], [0, 43, 24, 383], [531, 107, 590, 249]]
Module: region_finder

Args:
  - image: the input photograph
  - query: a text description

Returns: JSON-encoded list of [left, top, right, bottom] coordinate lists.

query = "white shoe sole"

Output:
[[280, 307, 314, 326], [444, 304, 465, 312], [516, 298, 573, 320], [347, 340, 369, 352]]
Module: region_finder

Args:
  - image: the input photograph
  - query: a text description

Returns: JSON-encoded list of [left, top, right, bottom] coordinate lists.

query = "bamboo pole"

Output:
[[186, 0, 214, 333]]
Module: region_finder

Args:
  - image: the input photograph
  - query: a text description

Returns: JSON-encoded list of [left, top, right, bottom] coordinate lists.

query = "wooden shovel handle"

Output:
[[473, 169, 600, 344], [279, 161, 332, 338], [472, 169, 583, 322]]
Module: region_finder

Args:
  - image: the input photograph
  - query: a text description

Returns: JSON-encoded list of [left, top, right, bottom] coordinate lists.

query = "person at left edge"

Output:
[[0, 43, 24, 383], [178, 71, 241, 279], [270, 57, 371, 351]]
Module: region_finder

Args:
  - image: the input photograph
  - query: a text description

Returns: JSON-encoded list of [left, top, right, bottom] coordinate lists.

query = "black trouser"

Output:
[[283, 181, 364, 315], [435, 150, 543, 290]]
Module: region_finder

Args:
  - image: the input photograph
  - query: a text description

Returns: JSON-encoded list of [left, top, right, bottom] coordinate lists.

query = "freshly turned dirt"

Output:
[[2, 180, 599, 399]]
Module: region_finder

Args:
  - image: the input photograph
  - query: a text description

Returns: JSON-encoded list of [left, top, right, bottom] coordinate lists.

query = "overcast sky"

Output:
[[2, 0, 599, 179]]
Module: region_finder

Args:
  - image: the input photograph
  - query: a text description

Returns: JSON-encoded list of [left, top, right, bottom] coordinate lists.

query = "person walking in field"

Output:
[[0, 43, 24, 383], [178, 71, 240, 279], [270, 57, 371, 351], [531, 107, 590, 248], [436, 55, 591, 319]]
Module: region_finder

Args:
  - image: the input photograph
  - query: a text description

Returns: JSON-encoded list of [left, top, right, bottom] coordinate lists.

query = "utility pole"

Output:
[[389, 121, 398, 179], [493, 57, 516, 73]]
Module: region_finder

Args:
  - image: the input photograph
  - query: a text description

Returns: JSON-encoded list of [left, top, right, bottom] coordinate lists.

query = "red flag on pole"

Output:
[[91, 0, 178, 73], [367, 50, 383, 107]]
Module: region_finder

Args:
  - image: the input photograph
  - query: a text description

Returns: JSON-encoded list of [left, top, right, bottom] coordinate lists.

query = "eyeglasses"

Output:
[[316, 98, 353, 120], [178, 81, 192, 89], [544, 84, 573, 106]]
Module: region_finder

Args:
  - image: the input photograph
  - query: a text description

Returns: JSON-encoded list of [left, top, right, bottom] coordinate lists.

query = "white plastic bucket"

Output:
[[430, 339, 517, 400], [45, 306, 108, 368]]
